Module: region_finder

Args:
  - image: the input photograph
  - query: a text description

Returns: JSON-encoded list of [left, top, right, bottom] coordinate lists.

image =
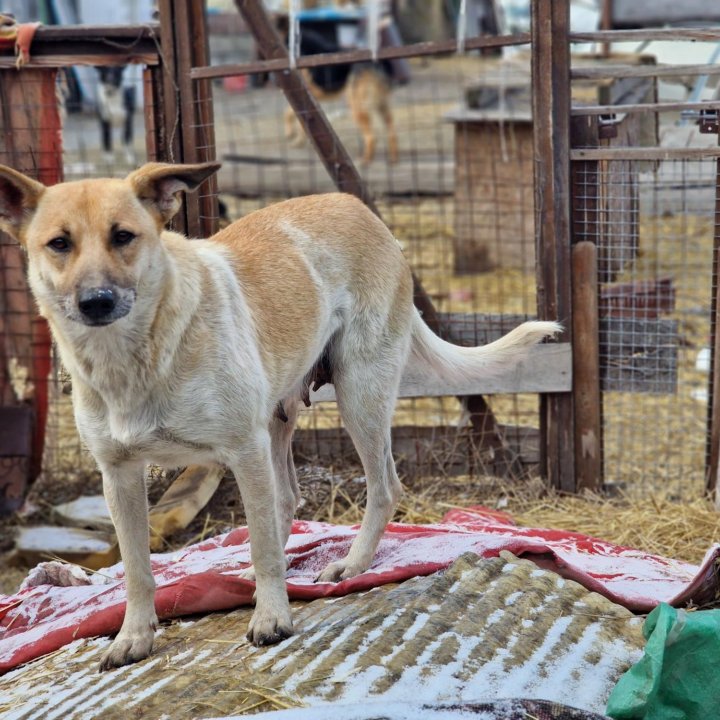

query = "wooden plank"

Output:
[[292, 424, 541, 479], [191, 32, 532, 80], [572, 243, 602, 492], [434, 312, 677, 394], [609, 1, 720, 27], [570, 28, 720, 43], [308, 344, 571, 402], [0, 53, 158, 69], [572, 147, 720, 161], [30, 24, 160, 40], [531, 0, 575, 491], [572, 64, 720, 81]]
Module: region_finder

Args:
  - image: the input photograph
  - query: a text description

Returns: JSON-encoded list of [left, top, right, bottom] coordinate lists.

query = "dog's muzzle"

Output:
[[77, 286, 133, 326]]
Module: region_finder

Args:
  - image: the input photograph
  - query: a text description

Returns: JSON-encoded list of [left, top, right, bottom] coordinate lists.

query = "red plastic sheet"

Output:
[[2, 506, 719, 674]]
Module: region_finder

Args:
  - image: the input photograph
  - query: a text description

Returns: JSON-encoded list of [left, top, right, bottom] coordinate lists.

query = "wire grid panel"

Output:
[[209, 48, 542, 478], [574, 138, 717, 499], [0, 68, 61, 505], [41, 64, 151, 487]]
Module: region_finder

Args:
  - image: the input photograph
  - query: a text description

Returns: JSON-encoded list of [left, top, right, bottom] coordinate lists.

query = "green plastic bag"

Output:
[[606, 602, 720, 720]]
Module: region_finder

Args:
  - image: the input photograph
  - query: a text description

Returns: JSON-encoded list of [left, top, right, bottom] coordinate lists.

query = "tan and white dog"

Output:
[[0, 162, 560, 671]]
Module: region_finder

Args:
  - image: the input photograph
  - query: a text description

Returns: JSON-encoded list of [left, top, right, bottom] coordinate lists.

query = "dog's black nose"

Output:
[[78, 287, 117, 323]]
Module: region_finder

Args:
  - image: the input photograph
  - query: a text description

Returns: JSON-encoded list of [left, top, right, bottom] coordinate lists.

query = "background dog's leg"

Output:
[[352, 106, 376, 166], [380, 102, 398, 164], [100, 117, 113, 164], [316, 355, 404, 582], [284, 106, 304, 147], [98, 461, 157, 671], [232, 430, 293, 646]]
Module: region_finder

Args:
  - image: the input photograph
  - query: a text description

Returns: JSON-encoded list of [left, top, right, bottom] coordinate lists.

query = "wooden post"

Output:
[[0, 68, 62, 513], [705, 134, 720, 501], [571, 115, 603, 492], [531, 0, 575, 491], [235, 0, 513, 474], [156, 0, 218, 237], [572, 242, 602, 491]]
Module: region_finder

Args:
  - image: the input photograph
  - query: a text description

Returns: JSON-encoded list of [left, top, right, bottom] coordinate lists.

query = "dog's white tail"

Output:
[[405, 310, 562, 385]]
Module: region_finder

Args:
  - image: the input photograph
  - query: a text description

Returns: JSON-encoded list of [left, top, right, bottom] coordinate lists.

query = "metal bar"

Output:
[[571, 147, 720, 160], [532, 0, 576, 491], [191, 32, 532, 80]]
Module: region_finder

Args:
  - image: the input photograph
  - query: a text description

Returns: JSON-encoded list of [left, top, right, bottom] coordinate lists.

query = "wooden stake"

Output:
[[572, 242, 602, 492]]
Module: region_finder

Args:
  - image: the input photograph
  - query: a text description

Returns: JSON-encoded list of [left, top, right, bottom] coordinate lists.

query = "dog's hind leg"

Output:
[[271, 398, 301, 549], [315, 348, 405, 583]]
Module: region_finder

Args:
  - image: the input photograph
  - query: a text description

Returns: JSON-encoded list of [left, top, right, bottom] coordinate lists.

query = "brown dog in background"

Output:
[[285, 64, 397, 166], [274, 15, 399, 166]]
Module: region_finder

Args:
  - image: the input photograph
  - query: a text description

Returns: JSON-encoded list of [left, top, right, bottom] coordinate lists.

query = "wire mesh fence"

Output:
[[572, 138, 718, 499], [2, 12, 720, 503], [205, 47, 545, 480]]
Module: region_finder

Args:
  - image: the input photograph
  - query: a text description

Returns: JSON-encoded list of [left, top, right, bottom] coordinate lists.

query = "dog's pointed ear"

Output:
[[127, 162, 222, 225], [0, 165, 46, 242]]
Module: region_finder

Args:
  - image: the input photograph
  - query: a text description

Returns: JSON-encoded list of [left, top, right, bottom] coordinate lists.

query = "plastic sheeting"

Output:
[[607, 603, 720, 719], [2, 506, 719, 673]]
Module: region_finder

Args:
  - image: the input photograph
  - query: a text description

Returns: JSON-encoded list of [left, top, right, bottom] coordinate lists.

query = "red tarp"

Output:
[[2, 506, 719, 674]]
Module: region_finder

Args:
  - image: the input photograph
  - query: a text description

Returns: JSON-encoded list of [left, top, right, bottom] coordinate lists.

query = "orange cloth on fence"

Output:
[[0, 14, 41, 68]]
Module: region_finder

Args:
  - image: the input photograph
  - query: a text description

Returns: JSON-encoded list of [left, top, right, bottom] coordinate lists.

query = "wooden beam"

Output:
[[532, 0, 575, 491], [570, 28, 720, 43], [706, 137, 720, 501], [191, 32, 532, 80], [572, 243, 602, 492], [0, 53, 158, 69], [572, 64, 720, 81], [571, 147, 720, 161]]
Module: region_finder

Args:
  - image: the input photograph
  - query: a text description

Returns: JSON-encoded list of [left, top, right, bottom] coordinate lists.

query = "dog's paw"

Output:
[[98, 624, 156, 672], [315, 559, 366, 583], [246, 605, 293, 647]]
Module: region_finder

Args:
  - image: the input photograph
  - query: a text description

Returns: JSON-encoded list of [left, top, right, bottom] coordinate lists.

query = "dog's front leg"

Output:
[[98, 460, 157, 671], [231, 430, 293, 646]]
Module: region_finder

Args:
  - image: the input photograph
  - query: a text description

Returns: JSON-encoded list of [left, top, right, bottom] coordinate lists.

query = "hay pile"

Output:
[[308, 471, 720, 566]]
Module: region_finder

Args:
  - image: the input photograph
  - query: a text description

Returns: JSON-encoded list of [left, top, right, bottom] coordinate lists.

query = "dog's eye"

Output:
[[47, 237, 71, 252], [112, 230, 136, 247]]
